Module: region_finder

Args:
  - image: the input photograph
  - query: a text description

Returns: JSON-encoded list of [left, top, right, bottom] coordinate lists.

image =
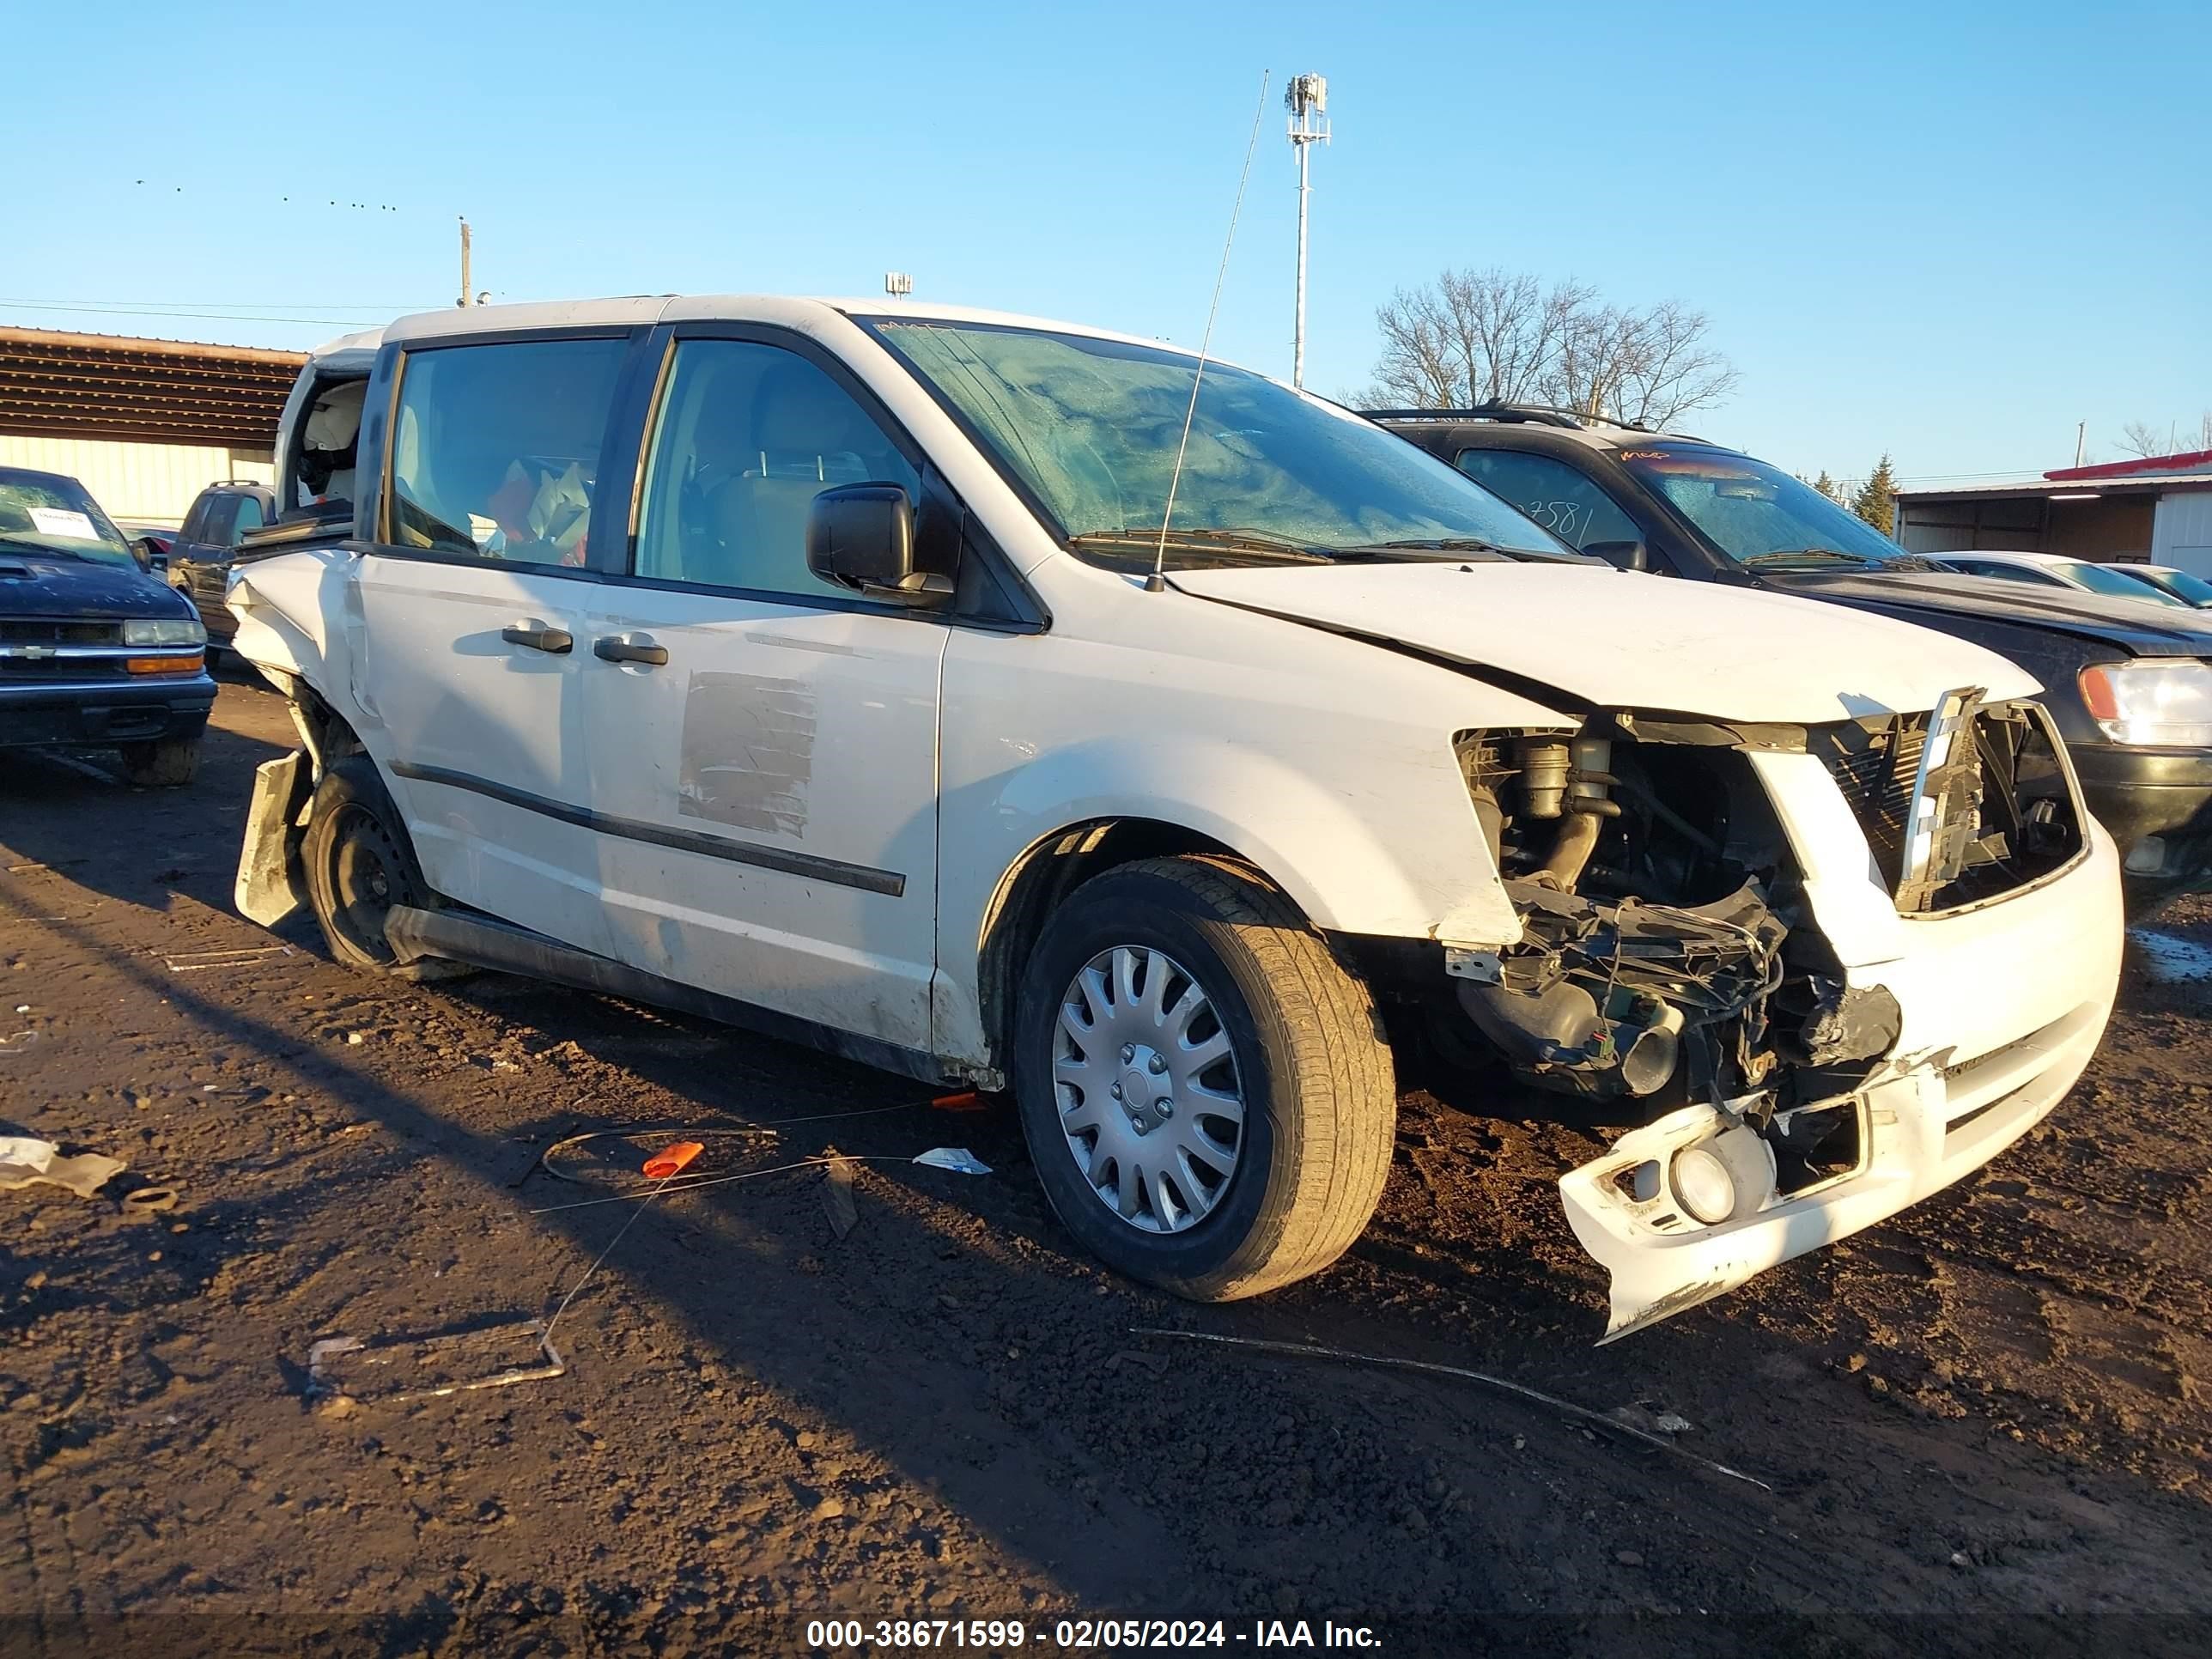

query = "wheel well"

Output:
[[976, 818, 1243, 1066], [281, 678, 366, 774]]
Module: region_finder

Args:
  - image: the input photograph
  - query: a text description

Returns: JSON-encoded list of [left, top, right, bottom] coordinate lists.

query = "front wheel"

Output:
[[1013, 855, 1397, 1302], [301, 757, 433, 972], [122, 734, 200, 788]]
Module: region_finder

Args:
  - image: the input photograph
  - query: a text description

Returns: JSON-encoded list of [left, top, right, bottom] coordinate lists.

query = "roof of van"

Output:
[[361, 295, 1209, 362]]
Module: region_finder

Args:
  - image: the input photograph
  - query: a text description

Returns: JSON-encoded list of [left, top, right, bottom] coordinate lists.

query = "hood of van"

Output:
[[1170, 562, 2041, 724]]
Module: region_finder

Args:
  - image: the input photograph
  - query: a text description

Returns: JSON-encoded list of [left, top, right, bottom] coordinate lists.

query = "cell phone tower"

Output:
[[1285, 74, 1329, 390]]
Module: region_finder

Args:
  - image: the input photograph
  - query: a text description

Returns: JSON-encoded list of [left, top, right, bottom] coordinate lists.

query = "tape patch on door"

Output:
[[678, 672, 815, 836]]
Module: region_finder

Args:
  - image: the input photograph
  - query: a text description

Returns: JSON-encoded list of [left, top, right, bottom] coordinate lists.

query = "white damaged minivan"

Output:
[[228, 297, 2124, 1338]]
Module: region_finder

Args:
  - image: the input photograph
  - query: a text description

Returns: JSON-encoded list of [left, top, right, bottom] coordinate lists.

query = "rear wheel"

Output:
[[122, 734, 200, 788], [1012, 854, 1397, 1301], [301, 757, 431, 972]]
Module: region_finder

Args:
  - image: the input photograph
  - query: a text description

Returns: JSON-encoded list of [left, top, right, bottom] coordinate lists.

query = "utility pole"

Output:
[[458, 218, 472, 307], [1285, 74, 1329, 390], [2075, 421, 2086, 467]]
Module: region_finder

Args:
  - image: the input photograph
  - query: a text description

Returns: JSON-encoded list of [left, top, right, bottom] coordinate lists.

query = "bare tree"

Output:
[[2117, 414, 2212, 459], [2118, 420, 2168, 459], [1369, 267, 1739, 428], [1371, 270, 1592, 409]]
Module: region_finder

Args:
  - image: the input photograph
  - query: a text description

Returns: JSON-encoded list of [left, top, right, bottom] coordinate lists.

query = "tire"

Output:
[[122, 734, 200, 788], [1012, 854, 1397, 1302], [301, 756, 434, 973]]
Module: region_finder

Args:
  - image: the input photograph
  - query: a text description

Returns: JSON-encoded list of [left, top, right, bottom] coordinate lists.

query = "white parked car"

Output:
[[228, 297, 2123, 1339], [1933, 549, 2195, 608]]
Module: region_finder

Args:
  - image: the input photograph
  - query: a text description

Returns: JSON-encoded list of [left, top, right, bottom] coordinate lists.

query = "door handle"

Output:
[[594, 635, 669, 667], [501, 624, 574, 654]]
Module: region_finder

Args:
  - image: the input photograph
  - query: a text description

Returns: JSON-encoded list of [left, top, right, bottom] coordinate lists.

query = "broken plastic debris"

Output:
[[641, 1140, 705, 1180], [913, 1147, 991, 1175], [307, 1318, 566, 1405], [0, 1136, 126, 1200], [0, 1030, 42, 1057], [164, 945, 295, 974], [0, 1136, 56, 1176], [929, 1090, 984, 1112]]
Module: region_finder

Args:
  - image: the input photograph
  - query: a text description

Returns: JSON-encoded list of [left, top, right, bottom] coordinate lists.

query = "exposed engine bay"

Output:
[[1437, 703, 2070, 1115], [1451, 721, 1832, 1109], [1432, 694, 2085, 1133]]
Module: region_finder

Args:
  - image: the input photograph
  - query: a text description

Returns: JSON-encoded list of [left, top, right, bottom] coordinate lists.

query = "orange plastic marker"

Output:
[[930, 1091, 983, 1113], [641, 1140, 705, 1180]]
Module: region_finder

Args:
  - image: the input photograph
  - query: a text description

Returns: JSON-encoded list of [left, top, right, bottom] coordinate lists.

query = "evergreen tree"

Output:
[[1851, 454, 1898, 536], [1811, 470, 1847, 507]]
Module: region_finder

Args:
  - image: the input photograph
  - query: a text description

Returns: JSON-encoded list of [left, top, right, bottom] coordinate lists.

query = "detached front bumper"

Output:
[[1560, 996, 2108, 1341], [0, 674, 215, 751]]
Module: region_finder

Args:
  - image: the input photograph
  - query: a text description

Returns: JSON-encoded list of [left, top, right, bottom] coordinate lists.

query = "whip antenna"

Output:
[[1148, 70, 1271, 594]]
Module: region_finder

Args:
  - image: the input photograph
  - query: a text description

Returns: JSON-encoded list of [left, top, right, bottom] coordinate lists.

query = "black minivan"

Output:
[[1373, 406, 2212, 912]]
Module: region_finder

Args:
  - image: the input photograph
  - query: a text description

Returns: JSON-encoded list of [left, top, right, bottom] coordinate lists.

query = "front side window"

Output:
[[866, 319, 1579, 571], [1619, 447, 1911, 572], [1452, 448, 1642, 551], [387, 338, 628, 568], [0, 468, 138, 568], [634, 340, 921, 596]]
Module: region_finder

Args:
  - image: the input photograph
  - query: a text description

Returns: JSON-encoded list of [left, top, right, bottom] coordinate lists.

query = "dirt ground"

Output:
[[3, 674, 2210, 1657]]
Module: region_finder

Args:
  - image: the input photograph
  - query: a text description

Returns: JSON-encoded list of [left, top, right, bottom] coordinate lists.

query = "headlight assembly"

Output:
[[123, 617, 207, 647], [2079, 658, 2212, 747]]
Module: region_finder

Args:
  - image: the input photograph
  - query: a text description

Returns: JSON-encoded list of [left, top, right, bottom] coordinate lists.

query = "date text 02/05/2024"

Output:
[[803, 1618, 1384, 1650]]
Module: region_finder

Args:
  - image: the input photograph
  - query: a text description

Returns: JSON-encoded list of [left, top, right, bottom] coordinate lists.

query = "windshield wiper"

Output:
[[1065, 528, 1332, 564], [1328, 537, 1514, 561], [0, 535, 89, 563], [1739, 548, 1872, 568]]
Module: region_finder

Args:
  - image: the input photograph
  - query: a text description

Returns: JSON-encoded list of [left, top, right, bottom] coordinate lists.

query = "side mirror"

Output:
[[805, 483, 946, 606], [1584, 538, 1648, 572]]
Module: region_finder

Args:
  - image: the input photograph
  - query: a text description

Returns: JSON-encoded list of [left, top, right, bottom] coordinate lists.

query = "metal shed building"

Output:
[[0, 326, 307, 527], [1895, 448, 2212, 575]]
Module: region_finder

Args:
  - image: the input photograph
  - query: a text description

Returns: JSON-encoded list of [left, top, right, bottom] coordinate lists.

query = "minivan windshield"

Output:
[[0, 467, 140, 568], [1618, 447, 1917, 572], [866, 320, 1583, 571]]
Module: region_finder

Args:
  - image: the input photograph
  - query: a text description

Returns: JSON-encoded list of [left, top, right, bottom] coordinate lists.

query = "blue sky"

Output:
[[9, 0, 2206, 483]]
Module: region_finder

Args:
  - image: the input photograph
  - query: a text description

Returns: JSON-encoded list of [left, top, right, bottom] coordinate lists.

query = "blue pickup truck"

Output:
[[0, 465, 214, 787]]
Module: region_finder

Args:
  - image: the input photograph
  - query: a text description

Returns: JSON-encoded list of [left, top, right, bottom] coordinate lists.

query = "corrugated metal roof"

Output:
[[0, 325, 307, 447], [1898, 472, 2212, 502]]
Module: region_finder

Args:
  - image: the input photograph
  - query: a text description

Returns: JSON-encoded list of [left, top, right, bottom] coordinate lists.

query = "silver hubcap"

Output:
[[1053, 945, 1244, 1233]]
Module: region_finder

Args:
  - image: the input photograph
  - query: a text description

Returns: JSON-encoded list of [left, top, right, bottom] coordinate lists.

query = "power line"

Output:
[[0, 297, 413, 312], [0, 300, 425, 329]]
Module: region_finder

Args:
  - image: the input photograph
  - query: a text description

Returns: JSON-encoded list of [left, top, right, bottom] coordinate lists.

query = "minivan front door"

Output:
[[579, 334, 946, 1054], [349, 331, 635, 956]]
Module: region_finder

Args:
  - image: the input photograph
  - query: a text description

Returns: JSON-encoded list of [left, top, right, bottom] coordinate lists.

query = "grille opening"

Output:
[[1815, 702, 2083, 913], [1, 618, 125, 646]]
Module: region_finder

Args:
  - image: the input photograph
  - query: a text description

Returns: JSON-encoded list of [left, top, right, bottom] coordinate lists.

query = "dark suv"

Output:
[[1371, 406, 2212, 911], [167, 480, 277, 651], [0, 465, 213, 786]]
